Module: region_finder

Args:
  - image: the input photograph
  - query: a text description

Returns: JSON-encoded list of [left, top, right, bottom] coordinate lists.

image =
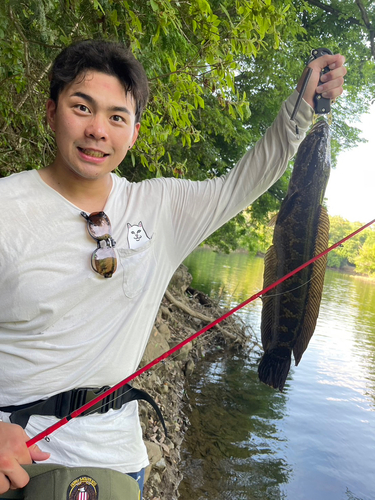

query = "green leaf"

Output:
[[152, 25, 160, 45], [150, 0, 159, 12]]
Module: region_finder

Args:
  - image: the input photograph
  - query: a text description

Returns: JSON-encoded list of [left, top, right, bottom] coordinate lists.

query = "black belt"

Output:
[[0, 384, 167, 436]]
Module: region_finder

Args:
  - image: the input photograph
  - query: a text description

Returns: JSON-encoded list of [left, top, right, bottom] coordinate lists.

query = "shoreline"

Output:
[[328, 264, 375, 282], [138, 264, 252, 500], [202, 245, 375, 282]]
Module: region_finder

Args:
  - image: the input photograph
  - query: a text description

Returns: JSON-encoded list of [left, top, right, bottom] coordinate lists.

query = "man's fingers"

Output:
[[319, 64, 347, 83], [0, 474, 11, 494], [8, 469, 29, 490], [319, 82, 345, 100], [0, 445, 49, 493], [309, 53, 346, 72], [0, 456, 30, 492], [0, 422, 49, 493], [297, 52, 346, 109], [0, 465, 29, 493], [316, 67, 346, 100], [29, 444, 50, 462]]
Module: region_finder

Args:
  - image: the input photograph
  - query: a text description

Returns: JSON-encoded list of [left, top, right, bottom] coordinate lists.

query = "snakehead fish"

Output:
[[258, 119, 331, 391]]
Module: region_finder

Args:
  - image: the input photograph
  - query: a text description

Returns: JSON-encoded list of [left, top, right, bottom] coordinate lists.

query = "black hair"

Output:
[[49, 39, 149, 122]]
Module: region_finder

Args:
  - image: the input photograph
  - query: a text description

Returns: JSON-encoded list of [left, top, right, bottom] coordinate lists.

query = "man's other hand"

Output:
[[0, 422, 50, 493]]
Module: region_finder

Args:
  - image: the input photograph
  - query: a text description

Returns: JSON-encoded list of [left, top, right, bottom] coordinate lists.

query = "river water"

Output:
[[178, 248, 375, 500]]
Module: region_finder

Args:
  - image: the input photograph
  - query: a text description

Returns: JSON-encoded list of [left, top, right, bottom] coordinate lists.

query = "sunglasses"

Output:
[[81, 211, 117, 278]]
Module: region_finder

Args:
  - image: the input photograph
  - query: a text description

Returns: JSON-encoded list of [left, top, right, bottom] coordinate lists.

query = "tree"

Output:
[[206, 0, 375, 253], [186, 1, 375, 252], [1, 1, 375, 254], [0, 0, 296, 177], [327, 215, 371, 270], [355, 228, 375, 277]]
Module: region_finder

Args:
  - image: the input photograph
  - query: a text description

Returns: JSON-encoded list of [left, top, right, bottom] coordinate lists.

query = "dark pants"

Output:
[[126, 468, 145, 498]]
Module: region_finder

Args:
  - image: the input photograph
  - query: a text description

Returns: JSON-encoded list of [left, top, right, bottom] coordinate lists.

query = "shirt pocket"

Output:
[[117, 238, 156, 299]]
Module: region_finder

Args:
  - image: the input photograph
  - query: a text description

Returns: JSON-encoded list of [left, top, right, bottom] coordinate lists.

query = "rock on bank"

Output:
[[137, 264, 251, 500]]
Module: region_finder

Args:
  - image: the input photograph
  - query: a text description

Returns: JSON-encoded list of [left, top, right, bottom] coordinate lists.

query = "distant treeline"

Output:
[[210, 213, 375, 280], [327, 215, 375, 278]]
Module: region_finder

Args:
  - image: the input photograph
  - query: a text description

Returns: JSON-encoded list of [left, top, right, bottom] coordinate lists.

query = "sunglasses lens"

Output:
[[87, 212, 112, 240], [81, 211, 117, 278], [92, 247, 117, 278]]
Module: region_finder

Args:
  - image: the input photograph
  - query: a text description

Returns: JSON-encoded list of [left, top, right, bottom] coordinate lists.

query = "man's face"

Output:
[[46, 70, 140, 182]]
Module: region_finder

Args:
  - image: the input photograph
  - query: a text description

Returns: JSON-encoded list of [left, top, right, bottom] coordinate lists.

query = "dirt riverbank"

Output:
[[136, 264, 254, 500]]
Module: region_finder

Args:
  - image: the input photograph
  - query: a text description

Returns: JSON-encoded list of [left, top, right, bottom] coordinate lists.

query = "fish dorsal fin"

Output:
[[293, 206, 330, 365]]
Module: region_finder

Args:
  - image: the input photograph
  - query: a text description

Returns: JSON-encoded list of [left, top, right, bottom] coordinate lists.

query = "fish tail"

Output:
[[258, 347, 291, 391]]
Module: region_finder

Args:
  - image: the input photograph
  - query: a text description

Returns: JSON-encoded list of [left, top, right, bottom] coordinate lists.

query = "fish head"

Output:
[[288, 118, 331, 204]]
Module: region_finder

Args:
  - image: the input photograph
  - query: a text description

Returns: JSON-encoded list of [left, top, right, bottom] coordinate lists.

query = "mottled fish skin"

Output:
[[258, 120, 331, 391]]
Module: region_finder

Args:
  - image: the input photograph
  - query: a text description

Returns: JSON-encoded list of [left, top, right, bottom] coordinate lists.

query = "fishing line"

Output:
[[262, 274, 316, 298], [27, 217, 375, 448]]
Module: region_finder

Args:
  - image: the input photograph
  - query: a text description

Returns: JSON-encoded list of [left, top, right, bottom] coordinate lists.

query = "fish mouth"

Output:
[[78, 147, 109, 158]]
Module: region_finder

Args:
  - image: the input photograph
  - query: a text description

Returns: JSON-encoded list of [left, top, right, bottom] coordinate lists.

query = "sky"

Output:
[[325, 103, 375, 224]]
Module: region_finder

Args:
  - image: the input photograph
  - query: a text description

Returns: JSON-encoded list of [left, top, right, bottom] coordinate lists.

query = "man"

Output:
[[0, 39, 346, 496]]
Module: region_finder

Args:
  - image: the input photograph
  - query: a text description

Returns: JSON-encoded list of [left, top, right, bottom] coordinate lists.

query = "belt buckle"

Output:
[[80, 386, 110, 416]]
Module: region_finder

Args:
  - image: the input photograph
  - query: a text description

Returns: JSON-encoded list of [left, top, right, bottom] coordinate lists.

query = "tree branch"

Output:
[[306, 0, 375, 59], [355, 0, 375, 59], [305, 0, 361, 26], [9, 7, 30, 76], [0, 61, 52, 135], [164, 289, 239, 341], [1, 15, 83, 135]]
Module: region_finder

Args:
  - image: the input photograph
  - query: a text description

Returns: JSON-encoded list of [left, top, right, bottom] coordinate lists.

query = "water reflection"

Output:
[[179, 353, 292, 500], [185, 250, 265, 332], [180, 249, 375, 500]]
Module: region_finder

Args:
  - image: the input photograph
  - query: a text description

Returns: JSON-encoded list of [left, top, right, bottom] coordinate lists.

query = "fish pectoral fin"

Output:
[[293, 206, 330, 365], [274, 188, 304, 226]]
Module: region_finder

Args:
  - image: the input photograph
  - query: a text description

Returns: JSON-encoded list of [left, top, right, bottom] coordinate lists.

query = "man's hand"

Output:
[[297, 53, 347, 110], [0, 422, 50, 493]]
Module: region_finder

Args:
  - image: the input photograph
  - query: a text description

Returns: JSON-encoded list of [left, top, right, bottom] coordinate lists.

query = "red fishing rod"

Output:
[[27, 218, 375, 448]]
